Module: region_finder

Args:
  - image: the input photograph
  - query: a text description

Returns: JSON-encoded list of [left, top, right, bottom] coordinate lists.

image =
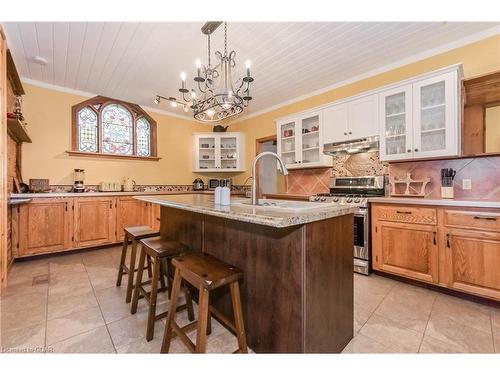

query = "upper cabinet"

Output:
[[277, 111, 332, 169], [379, 69, 460, 161], [323, 93, 379, 144], [193, 132, 245, 172]]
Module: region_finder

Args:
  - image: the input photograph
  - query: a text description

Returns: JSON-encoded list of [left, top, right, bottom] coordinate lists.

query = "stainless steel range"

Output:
[[309, 176, 385, 275]]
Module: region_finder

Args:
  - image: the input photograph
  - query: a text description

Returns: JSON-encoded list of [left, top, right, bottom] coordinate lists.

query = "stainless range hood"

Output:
[[323, 136, 379, 156]]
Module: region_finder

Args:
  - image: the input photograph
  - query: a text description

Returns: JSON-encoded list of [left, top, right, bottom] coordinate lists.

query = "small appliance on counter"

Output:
[[29, 179, 50, 193], [73, 169, 85, 192], [193, 178, 205, 191], [123, 177, 136, 192], [441, 168, 456, 199], [99, 181, 122, 192], [208, 178, 232, 190]]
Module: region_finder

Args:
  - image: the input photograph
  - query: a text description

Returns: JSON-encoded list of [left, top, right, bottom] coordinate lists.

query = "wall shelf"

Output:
[[7, 117, 31, 143]]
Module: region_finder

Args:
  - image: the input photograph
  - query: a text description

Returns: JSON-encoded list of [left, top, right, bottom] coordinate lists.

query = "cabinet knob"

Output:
[[344, 132, 347, 136], [414, 148, 419, 152], [407, 149, 411, 153], [348, 131, 352, 135]]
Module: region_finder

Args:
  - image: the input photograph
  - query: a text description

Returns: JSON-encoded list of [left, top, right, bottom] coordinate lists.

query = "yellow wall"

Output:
[[486, 105, 500, 153], [22, 83, 213, 185], [230, 34, 500, 184]]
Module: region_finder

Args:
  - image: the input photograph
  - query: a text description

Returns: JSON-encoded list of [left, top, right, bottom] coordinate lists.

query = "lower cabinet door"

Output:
[[116, 198, 153, 241], [74, 197, 116, 247], [151, 203, 160, 231], [444, 229, 500, 301], [373, 221, 439, 284], [18, 198, 73, 256]]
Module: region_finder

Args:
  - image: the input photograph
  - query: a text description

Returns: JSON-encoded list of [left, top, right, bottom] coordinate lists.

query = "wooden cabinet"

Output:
[[442, 228, 500, 301], [277, 111, 332, 169], [13, 195, 160, 258], [372, 203, 500, 301], [16, 198, 73, 256], [193, 132, 245, 172], [372, 206, 438, 284], [151, 203, 160, 231], [116, 197, 153, 241], [73, 197, 116, 248]]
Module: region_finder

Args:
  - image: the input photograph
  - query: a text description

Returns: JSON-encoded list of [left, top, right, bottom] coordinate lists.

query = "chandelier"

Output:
[[154, 22, 254, 122]]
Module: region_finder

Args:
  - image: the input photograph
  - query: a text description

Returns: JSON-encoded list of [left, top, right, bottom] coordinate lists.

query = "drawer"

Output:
[[443, 209, 500, 232], [372, 204, 437, 225]]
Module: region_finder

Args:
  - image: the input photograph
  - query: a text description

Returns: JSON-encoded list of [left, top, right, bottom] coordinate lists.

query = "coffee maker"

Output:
[[73, 169, 85, 192]]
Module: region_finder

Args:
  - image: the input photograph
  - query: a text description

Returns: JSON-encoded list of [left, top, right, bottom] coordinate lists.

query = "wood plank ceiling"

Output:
[[3, 22, 499, 118]]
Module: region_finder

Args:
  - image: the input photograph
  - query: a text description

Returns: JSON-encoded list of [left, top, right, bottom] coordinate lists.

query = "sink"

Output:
[[231, 198, 337, 212]]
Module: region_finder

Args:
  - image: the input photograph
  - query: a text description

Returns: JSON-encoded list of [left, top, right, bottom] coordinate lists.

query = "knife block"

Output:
[[441, 186, 454, 199]]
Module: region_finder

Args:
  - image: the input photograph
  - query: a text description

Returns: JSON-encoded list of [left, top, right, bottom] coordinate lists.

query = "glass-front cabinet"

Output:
[[193, 132, 245, 172], [412, 71, 458, 158], [379, 85, 413, 161], [379, 69, 459, 162], [277, 111, 331, 169]]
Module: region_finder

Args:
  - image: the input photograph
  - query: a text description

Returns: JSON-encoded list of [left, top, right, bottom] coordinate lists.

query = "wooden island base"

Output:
[[160, 206, 354, 353]]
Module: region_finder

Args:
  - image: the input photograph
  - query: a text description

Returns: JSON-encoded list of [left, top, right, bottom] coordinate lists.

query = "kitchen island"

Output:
[[136, 194, 357, 353]]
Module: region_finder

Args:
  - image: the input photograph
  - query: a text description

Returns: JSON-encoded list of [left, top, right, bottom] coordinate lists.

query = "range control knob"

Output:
[[354, 197, 361, 203], [314, 196, 321, 202], [333, 197, 340, 202], [320, 197, 327, 202], [346, 197, 353, 203]]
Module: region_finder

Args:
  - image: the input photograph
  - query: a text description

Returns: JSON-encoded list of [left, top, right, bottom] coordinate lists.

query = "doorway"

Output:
[[255, 135, 285, 195]]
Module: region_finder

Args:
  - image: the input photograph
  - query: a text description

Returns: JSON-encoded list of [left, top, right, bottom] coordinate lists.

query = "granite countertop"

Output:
[[10, 190, 215, 198], [369, 197, 500, 209], [135, 194, 358, 228]]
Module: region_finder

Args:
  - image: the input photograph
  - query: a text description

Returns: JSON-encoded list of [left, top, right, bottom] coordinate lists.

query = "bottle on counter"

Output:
[[221, 181, 231, 206], [214, 185, 222, 205]]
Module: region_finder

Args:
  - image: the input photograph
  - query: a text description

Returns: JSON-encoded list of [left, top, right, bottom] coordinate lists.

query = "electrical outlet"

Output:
[[462, 179, 472, 190]]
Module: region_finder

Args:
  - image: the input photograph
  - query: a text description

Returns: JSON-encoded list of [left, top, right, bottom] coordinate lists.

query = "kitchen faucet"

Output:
[[251, 151, 289, 205]]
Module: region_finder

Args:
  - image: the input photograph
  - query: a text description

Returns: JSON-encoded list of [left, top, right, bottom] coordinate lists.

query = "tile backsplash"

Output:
[[389, 155, 500, 200], [286, 152, 388, 195], [285, 151, 500, 201]]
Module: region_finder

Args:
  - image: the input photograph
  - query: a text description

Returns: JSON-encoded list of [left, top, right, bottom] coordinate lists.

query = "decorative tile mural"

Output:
[[389, 155, 500, 200], [286, 152, 388, 195]]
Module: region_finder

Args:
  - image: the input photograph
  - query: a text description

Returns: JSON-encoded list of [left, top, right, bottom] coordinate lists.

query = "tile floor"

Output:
[[1, 245, 499, 354]]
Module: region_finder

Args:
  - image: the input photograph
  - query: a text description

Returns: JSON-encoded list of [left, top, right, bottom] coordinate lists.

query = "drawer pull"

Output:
[[396, 210, 412, 214], [473, 216, 497, 221], [433, 231, 436, 245], [446, 233, 451, 248]]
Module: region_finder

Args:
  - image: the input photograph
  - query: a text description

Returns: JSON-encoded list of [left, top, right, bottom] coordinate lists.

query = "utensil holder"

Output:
[[441, 186, 454, 199]]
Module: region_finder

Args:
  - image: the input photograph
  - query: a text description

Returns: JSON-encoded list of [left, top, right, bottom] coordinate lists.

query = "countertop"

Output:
[[369, 197, 500, 209], [10, 190, 215, 198], [136, 194, 358, 228]]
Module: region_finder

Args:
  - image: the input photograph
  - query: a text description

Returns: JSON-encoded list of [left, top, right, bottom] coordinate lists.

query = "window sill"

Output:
[[66, 150, 161, 161]]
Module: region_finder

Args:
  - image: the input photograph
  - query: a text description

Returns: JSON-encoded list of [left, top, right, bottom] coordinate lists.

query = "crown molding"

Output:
[[20, 77, 195, 121], [229, 25, 500, 125]]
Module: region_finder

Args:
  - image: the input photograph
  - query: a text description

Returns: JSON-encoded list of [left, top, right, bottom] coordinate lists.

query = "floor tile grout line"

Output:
[[44, 262, 51, 352], [81, 254, 118, 354], [490, 310, 496, 353], [356, 280, 396, 339], [417, 293, 438, 353]]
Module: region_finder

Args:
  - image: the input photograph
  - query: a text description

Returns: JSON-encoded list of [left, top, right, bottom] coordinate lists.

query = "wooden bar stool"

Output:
[[131, 236, 195, 342], [116, 226, 160, 303], [161, 253, 248, 354]]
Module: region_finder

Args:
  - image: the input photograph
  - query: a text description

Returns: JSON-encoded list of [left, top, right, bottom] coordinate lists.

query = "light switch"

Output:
[[462, 179, 472, 190]]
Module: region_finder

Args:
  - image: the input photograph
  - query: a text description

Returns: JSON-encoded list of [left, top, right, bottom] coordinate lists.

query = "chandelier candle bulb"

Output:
[[245, 60, 251, 76]]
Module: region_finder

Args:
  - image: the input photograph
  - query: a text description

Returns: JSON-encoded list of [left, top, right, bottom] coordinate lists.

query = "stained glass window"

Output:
[[101, 104, 133, 155], [136, 118, 151, 156], [78, 107, 98, 152], [74, 97, 155, 158]]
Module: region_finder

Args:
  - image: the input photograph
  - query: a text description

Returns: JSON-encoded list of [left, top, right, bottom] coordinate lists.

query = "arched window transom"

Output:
[[71, 96, 157, 160]]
